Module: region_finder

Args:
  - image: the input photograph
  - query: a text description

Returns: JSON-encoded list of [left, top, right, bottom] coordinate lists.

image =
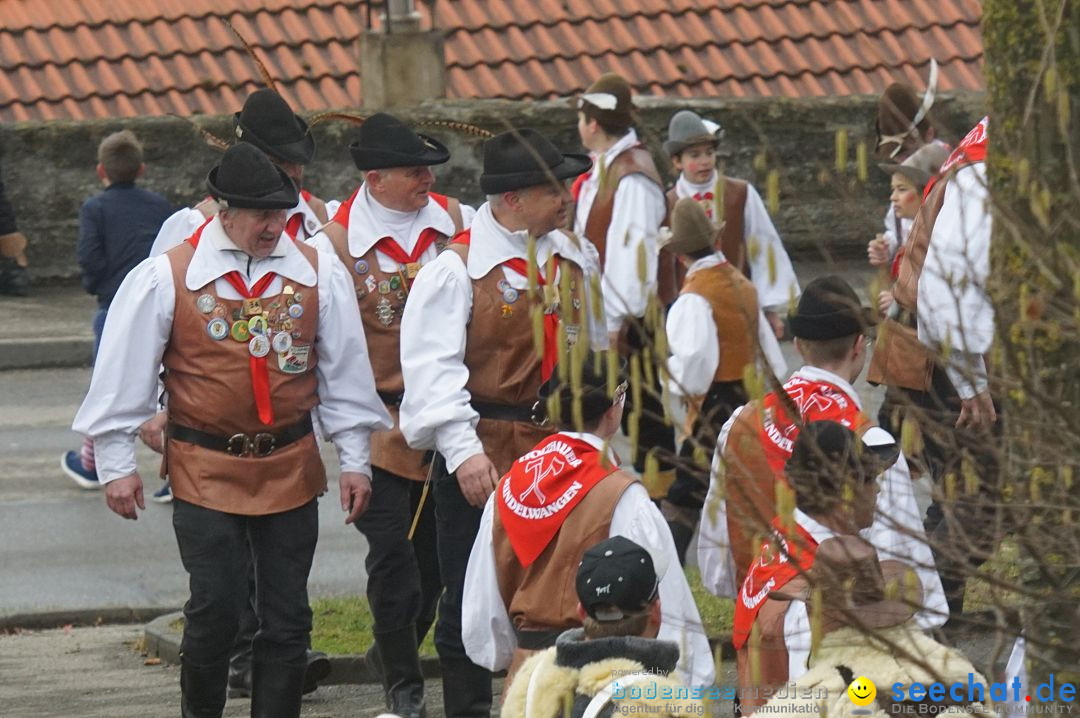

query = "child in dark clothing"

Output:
[[63, 131, 172, 489]]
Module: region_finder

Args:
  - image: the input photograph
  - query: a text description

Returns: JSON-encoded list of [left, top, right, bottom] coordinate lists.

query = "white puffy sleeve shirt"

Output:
[[917, 163, 993, 399], [462, 436, 715, 688], [73, 222, 391, 483], [742, 183, 800, 310]]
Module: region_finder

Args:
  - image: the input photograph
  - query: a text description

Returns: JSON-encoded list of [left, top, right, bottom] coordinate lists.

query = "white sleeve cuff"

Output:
[[332, 427, 372, 476], [93, 431, 139, 484], [438, 424, 485, 474]]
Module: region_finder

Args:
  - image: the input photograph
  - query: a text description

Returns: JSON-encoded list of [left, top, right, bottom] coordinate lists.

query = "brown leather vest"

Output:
[[660, 178, 749, 305], [492, 470, 636, 631], [734, 596, 797, 715], [680, 262, 759, 383], [163, 240, 326, 515], [324, 202, 462, 481], [893, 169, 958, 312], [581, 147, 666, 266], [448, 240, 588, 476]]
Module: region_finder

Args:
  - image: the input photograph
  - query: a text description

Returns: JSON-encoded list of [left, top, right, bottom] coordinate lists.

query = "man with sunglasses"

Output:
[[460, 350, 714, 691]]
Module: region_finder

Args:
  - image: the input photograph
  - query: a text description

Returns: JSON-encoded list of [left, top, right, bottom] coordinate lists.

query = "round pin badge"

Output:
[[230, 320, 251, 342], [502, 288, 519, 303], [206, 317, 229, 341], [196, 294, 216, 314], [293, 292, 304, 303], [288, 303, 304, 319], [247, 315, 269, 336], [389, 275, 402, 290], [354, 259, 369, 275], [497, 279, 510, 292], [248, 334, 271, 358], [271, 331, 293, 354]]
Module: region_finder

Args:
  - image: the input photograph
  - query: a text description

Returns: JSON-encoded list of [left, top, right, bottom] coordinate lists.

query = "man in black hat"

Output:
[[499, 536, 705, 718], [696, 275, 946, 633], [73, 143, 391, 718], [399, 127, 607, 718], [150, 88, 331, 258], [310, 112, 473, 718]]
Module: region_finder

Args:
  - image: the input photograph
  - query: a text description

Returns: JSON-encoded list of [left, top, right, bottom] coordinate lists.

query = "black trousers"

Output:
[[354, 465, 442, 638], [173, 498, 318, 670], [664, 380, 748, 563], [878, 368, 1005, 618], [621, 319, 677, 475]]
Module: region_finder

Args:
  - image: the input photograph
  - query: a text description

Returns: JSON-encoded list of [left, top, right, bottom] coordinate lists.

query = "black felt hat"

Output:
[[536, 350, 628, 425], [233, 89, 316, 166], [348, 113, 450, 170], [206, 143, 299, 210], [788, 275, 875, 340], [480, 128, 592, 194]]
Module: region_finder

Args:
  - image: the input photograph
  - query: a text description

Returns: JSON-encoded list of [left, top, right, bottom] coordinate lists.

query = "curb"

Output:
[[0, 336, 92, 371], [0, 606, 174, 630]]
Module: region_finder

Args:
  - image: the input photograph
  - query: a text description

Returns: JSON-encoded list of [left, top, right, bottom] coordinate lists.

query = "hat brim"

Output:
[[480, 153, 592, 194], [789, 306, 877, 340], [663, 134, 719, 157], [234, 113, 316, 166], [349, 133, 451, 171], [206, 163, 299, 210]]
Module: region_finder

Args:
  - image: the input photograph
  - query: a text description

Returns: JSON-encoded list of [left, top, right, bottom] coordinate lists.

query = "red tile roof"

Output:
[[0, 0, 983, 123]]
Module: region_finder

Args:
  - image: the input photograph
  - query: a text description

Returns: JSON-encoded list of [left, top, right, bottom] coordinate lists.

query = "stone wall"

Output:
[[0, 93, 985, 280]]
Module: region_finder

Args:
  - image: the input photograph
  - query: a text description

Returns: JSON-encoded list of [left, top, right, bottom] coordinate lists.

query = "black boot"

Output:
[[302, 649, 331, 695], [180, 659, 229, 718], [439, 656, 491, 718], [227, 646, 253, 698], [250, 660, 306, 718], [0, 259, 28, 297], [375, 627, 427, 718]]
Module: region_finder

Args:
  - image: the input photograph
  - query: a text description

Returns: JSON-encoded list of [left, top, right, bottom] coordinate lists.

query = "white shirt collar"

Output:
[[346, 184, 455, 258], [558, 431, 619, 464], [675, 170, 719, 198], [186, 215, 317, 291], [289, 192, 324, 239], [794, 508, 841, 545], [685, 250, 728, 277], [593, 128, 640, 169], [466, 203, 589, 280], [790, 365, 863, 410]]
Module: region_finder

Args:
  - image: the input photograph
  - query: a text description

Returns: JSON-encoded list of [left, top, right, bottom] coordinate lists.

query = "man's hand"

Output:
[[764, 310, 785, 340], [340, 471, 373, 524], [456, 453, 500, 508], [956, 390, 997, 431], [877, 290, 895, 315], [868, 234, 890, 266], [105, 473, 145, 520], [138, 411, 167, 454]]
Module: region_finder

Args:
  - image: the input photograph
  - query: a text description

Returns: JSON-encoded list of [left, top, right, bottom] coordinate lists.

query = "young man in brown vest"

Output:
[[662, 110, 799, 342], [697, 276, 946, 627], [73, 143, 391, 718], [660, 198, 760, 563], [889, 117, 1001, 621], [572, 72, 677, 500], [150, 88, 331, 258], [731, 420, 905, 715], [461, 351, 713, 690], [311, 112, 470, 718], [399, 128, 606, 718]]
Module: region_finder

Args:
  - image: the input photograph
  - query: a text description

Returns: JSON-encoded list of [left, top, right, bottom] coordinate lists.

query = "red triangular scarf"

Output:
[[285, 213, 304, 240], [496, 434, 617, 566], [758, 374, 866, 476], [732, 517, 819, 650], [187, 223, 277, 425], [502, 255, 561, 382], [374, 228, 441, 267], [925, 117, 988, 198]]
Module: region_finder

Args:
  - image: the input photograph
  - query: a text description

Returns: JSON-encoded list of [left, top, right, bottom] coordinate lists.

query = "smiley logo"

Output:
[[847, 676, 877, 707]]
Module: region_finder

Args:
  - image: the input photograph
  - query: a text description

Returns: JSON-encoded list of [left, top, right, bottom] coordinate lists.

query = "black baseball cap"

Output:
[[576, 536, 659, 621]]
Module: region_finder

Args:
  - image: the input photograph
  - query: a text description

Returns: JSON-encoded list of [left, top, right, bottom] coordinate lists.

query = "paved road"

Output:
[[0, 367, 369, 618]]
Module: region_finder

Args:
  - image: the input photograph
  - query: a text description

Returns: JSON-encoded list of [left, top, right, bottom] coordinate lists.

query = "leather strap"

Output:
[[167, 415, 313, 457], [471, 400, 536, 423]]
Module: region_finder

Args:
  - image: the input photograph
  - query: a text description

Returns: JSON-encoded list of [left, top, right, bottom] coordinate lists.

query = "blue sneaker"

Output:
[[61, 450, 100, 489], [151, 479, 173, 504]]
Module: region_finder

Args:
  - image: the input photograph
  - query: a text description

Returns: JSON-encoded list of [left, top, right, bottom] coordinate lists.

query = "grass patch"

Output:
[[963, 538, 1024, 613], [310, 596, 437, 656], [686, 566, 734, 636]]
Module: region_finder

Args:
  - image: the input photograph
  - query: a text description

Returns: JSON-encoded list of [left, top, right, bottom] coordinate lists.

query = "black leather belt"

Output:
[[167, 416, 313, 458], [513, 626, 561, 651], [378, 390, 404, 407], [471, 400, 536, 423]]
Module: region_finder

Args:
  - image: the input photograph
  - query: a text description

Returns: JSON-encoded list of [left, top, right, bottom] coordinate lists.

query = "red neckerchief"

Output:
[[758, 374, 865, 476], [187, 220, 277, 425], [890, 245, 906, 281], [496, 433, 618, 566], [332, 190, 451, 279], [925, 117, 988, 198], [451, 229, 562, 381], [732, 516, 819, 650]]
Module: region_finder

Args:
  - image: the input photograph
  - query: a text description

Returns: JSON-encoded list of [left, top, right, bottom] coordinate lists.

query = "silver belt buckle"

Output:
[[227, 433, 251, 457], [252, 433, 277, 457]]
